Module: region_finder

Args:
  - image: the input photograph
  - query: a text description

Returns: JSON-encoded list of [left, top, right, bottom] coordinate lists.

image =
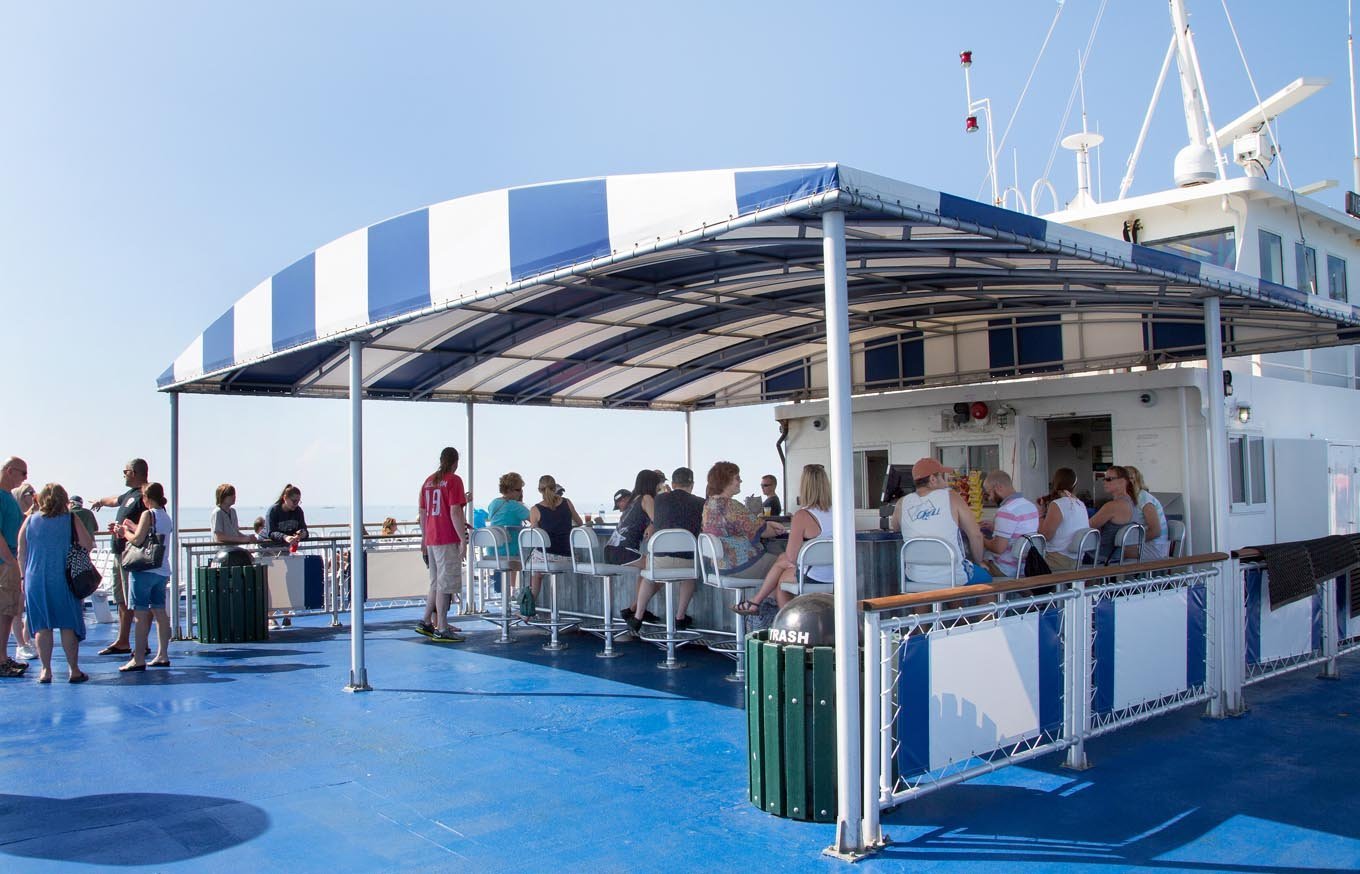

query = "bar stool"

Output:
[[518, 527, 578, 652], [781, 537, 834, 597], [470, 526, 516, 644], [638, 529, 702, 670], [899, 537, 964, 593], [570, 525, 634, 659], [697, 533, 761, 682], [1167, 520, 1186, 557], [1075, 528, 1101, 568], [1107, 523, 1146, 567]]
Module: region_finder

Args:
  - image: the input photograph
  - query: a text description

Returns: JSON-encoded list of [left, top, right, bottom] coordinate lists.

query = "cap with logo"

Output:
[[911, 458, 955, 480]]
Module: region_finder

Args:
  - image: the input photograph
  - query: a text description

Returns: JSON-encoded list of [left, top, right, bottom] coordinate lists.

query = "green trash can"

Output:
[[196, 565, 269, 643], [745, 629, 837, 822]]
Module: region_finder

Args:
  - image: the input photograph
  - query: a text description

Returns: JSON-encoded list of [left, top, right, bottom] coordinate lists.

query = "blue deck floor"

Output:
[[2, 609, 1358, 872]]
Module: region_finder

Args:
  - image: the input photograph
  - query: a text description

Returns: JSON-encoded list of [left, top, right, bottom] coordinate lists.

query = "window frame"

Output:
[[852, 446, 890, 511], [1327, 253, 1349, 302], [1258, 229, 1284, 284], [1228, 433, 1269, 513], [1295, 242, 1318, 294]]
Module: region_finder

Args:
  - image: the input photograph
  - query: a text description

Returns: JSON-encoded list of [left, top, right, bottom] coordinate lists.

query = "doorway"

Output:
[[1044, 415, 1112, 505]]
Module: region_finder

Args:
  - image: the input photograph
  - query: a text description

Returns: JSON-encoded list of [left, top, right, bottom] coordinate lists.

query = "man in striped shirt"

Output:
[[981, 470, 1039, 578]]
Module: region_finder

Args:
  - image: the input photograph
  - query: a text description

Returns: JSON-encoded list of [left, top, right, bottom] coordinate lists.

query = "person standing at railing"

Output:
[[1038, 467, 1090, 570], [263, 484, 309, 553], [892, 458, 991, 586], [89, 457, 149, 657], [979, 470, 1039, 578], [210, 484, 256, 546], [1124, 465, 1170, 560], [416, 447, 468, 642]]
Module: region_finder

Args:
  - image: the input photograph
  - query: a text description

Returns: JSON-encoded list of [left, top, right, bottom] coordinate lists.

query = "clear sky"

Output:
[[2, 1, 1351, 520]]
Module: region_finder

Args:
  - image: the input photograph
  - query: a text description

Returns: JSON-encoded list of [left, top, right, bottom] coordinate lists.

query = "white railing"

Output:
[[860, 555, 1224, 840]]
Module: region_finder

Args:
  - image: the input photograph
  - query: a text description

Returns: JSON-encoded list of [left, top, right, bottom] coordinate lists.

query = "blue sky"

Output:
[[1, 1, 1350, 520]]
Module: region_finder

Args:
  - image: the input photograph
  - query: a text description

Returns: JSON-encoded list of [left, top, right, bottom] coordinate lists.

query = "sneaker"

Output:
[[642, 610, 661, 623], [431, 627, 465, 643], [415, 621, 435, 637], [675, 616, 694, 630], [15, 645, 37, 661], [1, 661, 27, 678], [625, 612, 642, 634]]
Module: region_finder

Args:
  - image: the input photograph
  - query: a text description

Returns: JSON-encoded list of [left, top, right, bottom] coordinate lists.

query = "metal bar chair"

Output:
[[1107, 523, 1146, 567], [638, 528, 702, 670], [518, 527, 578, 652], [570, 525, 634, 659], [1167, 519, 1186, 557], [697, 533, 760, 682], [900, 536, 963, 594], [1075, 528, 1101, 568], [470, 526, 516, 644], [781, 537, 834, 598]]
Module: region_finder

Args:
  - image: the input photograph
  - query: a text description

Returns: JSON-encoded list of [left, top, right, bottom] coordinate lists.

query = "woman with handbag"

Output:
[[17, 482, 93, 683], [117, 481, 173, 672]]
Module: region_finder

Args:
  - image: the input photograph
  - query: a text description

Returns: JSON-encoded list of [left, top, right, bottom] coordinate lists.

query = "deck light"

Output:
[[965, 115, 979, 133], [959, 50, 972, 68], [1236, 403, 1252, 424]]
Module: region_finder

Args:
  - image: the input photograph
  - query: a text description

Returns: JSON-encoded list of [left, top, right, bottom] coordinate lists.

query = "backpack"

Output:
[[1022, 536, 1053, 578]]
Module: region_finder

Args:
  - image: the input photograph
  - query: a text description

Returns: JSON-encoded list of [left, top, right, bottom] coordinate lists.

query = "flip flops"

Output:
[[730, 600, 761, 616], [69, 672, 89, 684]]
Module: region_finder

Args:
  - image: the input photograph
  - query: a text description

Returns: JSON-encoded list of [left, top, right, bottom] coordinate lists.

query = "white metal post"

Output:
[[860, 611, 882, 845], [684, 410, 693, 469], [347, 340, 370, 692], [821, 210, 867, 859], [465, 400, 475, 613], [1204, 296, 1242, 714], [169, 392, 182, 639]]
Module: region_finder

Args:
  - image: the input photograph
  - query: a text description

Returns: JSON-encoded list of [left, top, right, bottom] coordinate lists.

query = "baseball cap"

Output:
[[671, 467, 694, 486], [613, 488, 631, 503], [911, 458, 955, 480], [70, 495, 84, 508]]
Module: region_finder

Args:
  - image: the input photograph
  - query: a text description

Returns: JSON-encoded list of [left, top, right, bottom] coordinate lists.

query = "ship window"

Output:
[[1144, 227, 1236, 268], [1328, 254, 1349, 302], [1229, 434, 1267, 508], [852, 448, 889, 511], [1258, 230, 1283, 284], [1295, 243, 1318, 294]]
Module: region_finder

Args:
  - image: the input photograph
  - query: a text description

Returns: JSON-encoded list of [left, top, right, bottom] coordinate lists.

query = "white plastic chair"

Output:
[[781, 537, 834, 597], [518, 527, 577, 651], [900, 537, 963, 594], [570, 525, 635, 659], [697, 533, 760, 682], [639, 529, 701, 670], [1167, 520, 1186, 557], [471, 526, 516, 644]]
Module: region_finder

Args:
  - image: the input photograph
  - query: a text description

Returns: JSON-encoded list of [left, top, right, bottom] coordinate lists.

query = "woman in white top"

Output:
[[734, 464, 833, 614], [118, 482, 174, 671], [1125, 465, 1170, 560], [1039, 467, 1092, 570]]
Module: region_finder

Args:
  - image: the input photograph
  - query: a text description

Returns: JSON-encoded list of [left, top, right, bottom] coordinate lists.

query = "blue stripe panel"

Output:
[[1257, 278, 1309, 307], [271, 254, 316, 352], [156, 365, 175, 388], [864, 331, 924, 387], [1132, 244, 1203, 277], [202, 309, 235, 373], [1339, 574, 1351, 641], [1143, 320, 1206, 355], [939, 193, 1047, 241], [897, 633, 931, 779], [762, 362, 808, 399], [1038, 607, 1063, 734], [368, 209, 431, 322], [734, 166, 838, 215], [1093, 599, 1115, 715], [990, 316, 1062, 376], [1187, 583, 1207, 689], [508, 180, 611, 281], [1312, 591, 1324, 652], [1245, 568, 1262, 665]]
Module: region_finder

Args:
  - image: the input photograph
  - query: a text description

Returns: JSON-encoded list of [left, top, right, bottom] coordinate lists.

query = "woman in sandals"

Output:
[[732, 464, 831, 615], [17, 483, 93, 683], [701, 461, 785, 600], [117, 482, 173, 672]]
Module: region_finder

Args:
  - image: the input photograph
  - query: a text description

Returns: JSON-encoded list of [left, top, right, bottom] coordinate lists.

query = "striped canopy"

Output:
[[160, 163, 1360, 409]]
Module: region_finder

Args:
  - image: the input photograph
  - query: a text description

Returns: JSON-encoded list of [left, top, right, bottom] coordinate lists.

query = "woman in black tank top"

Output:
[[527, 475, 582, 600]]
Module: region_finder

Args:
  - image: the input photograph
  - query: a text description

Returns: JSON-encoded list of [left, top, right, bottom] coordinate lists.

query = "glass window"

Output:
[[1145, 227, 1237, 268], [853, 448, 889, 510], [1229, 437, 1246, 504], [1249, 437, 1267, 504], [1258, 230, 1283, 284], [1295, 243, 1318, 294], [1229, 435, 1267, 507], [1328, 254, 1348, 302]]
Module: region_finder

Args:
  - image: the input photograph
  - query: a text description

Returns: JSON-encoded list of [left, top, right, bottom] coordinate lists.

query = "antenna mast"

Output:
[[960, 50, 1001, 205]]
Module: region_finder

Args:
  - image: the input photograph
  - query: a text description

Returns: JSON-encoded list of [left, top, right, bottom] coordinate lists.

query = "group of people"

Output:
[[1, 455, 175, 683]]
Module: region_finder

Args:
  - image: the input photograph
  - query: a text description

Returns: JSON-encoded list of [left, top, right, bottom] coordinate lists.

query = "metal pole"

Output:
[[465, 400, 475, 613], [169, 392, 183, 639], [684, 410, 693, 469], [346, 339, 370, 692], [821, 210, 867, 859], [1203, 296, 1241, 714]]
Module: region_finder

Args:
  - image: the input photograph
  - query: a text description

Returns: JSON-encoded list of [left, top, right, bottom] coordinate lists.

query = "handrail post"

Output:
[[1320, 576, 1340, 679], [346, 339, 371, 692], [861, 609, 883, 846], [1064, 578, 1092, 770]]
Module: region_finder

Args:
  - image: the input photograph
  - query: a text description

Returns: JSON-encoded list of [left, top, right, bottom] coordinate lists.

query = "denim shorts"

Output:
[[129, 570, 169, 610]]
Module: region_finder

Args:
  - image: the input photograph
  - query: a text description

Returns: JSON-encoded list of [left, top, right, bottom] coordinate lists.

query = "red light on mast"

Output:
[[970, 401, 990, 420], [959, 50, 973, 68], [965, 115, 979, 133]]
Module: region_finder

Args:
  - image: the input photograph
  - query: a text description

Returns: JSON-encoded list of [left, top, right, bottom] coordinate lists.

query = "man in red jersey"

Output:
[[416, 447, 468, 642]]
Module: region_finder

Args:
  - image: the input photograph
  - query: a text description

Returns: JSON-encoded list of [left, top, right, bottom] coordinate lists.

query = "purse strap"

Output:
[[70, 514, 78, 546]]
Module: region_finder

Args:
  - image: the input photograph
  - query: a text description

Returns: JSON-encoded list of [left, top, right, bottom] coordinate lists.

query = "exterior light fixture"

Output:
[[965, 115, 979, 133], [959, 50, 973, 68], [1236, 403, 1252, 424]]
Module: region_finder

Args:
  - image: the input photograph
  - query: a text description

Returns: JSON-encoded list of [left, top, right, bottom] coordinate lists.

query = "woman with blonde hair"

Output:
[[1091, 465, 1137, 564], [733, 464, 829, 614], [18, 483, 94, 683], [486, 471, 531, 596], [1124, 465, 1170, 560], [525, 474, 581, 604]]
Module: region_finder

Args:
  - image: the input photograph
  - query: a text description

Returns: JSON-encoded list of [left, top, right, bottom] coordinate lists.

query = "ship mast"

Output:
[[1168, 0, 1226, 186]]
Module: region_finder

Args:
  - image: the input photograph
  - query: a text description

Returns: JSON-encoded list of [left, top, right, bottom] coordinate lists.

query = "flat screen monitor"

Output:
[[881, 464, 914, 504]]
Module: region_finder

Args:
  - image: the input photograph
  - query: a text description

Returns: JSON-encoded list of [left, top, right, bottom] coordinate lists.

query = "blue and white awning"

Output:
[[160, 163, 1360, 409]]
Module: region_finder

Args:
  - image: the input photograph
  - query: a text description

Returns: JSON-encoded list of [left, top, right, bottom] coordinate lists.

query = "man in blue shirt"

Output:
[[0, 457, 29, 676]]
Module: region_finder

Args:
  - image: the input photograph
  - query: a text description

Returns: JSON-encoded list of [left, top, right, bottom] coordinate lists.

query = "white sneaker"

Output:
[[15, 645, 36, 660]]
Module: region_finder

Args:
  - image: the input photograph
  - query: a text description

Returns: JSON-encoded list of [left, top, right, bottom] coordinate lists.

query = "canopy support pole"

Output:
[[465, 400, 475, 610], [168, 391, 183, 639], [822, 210, 870, 860], [1204, 296, 1242, 715], [346, 340, 371, 692], [684, 410, 693, 469]]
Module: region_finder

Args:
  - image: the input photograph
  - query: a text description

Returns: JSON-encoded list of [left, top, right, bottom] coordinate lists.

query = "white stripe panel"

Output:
[[838, 166, 943, 216], [510, 321, 610, 358], [1044, 224, 1133, 262], [956, 327, 990, 374], [1060, 313, 1081, 362], [314, 228, 369, 339], [657, 371, 755, 405], [173, 334, 204, 382], [1199, 262, 1241, 290], [607, 170, 739, 253], [1112, 590, 1189, 712], [928, 614, 1042, 771], [924, 334, 956, 376], [309, 348, 407, 388], [562, 366, 669, 401], [1079, 313, 1144, 361], [233, 278, 273, 365], [1259, 595, 1315, 663], [643, 335, 743, 368], [429, 188, 512, 303]]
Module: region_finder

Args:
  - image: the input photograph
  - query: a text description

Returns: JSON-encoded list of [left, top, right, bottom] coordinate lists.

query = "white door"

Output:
[[1329, 444, 1358, 535], [1014, 416, 1049, 499]]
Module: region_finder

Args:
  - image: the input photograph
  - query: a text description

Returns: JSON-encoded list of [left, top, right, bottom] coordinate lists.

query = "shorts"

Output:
[[129, 570, 168, 610], [427, 543, 463, 595], [1045, 552, 1077, 571], [725, 552, 779, 581], [0, 562, 22, 616], [111, 560, 129, 608]]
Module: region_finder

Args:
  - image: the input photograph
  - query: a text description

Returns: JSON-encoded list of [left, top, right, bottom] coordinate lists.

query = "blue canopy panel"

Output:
[[161, 163, 1360, 410]]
